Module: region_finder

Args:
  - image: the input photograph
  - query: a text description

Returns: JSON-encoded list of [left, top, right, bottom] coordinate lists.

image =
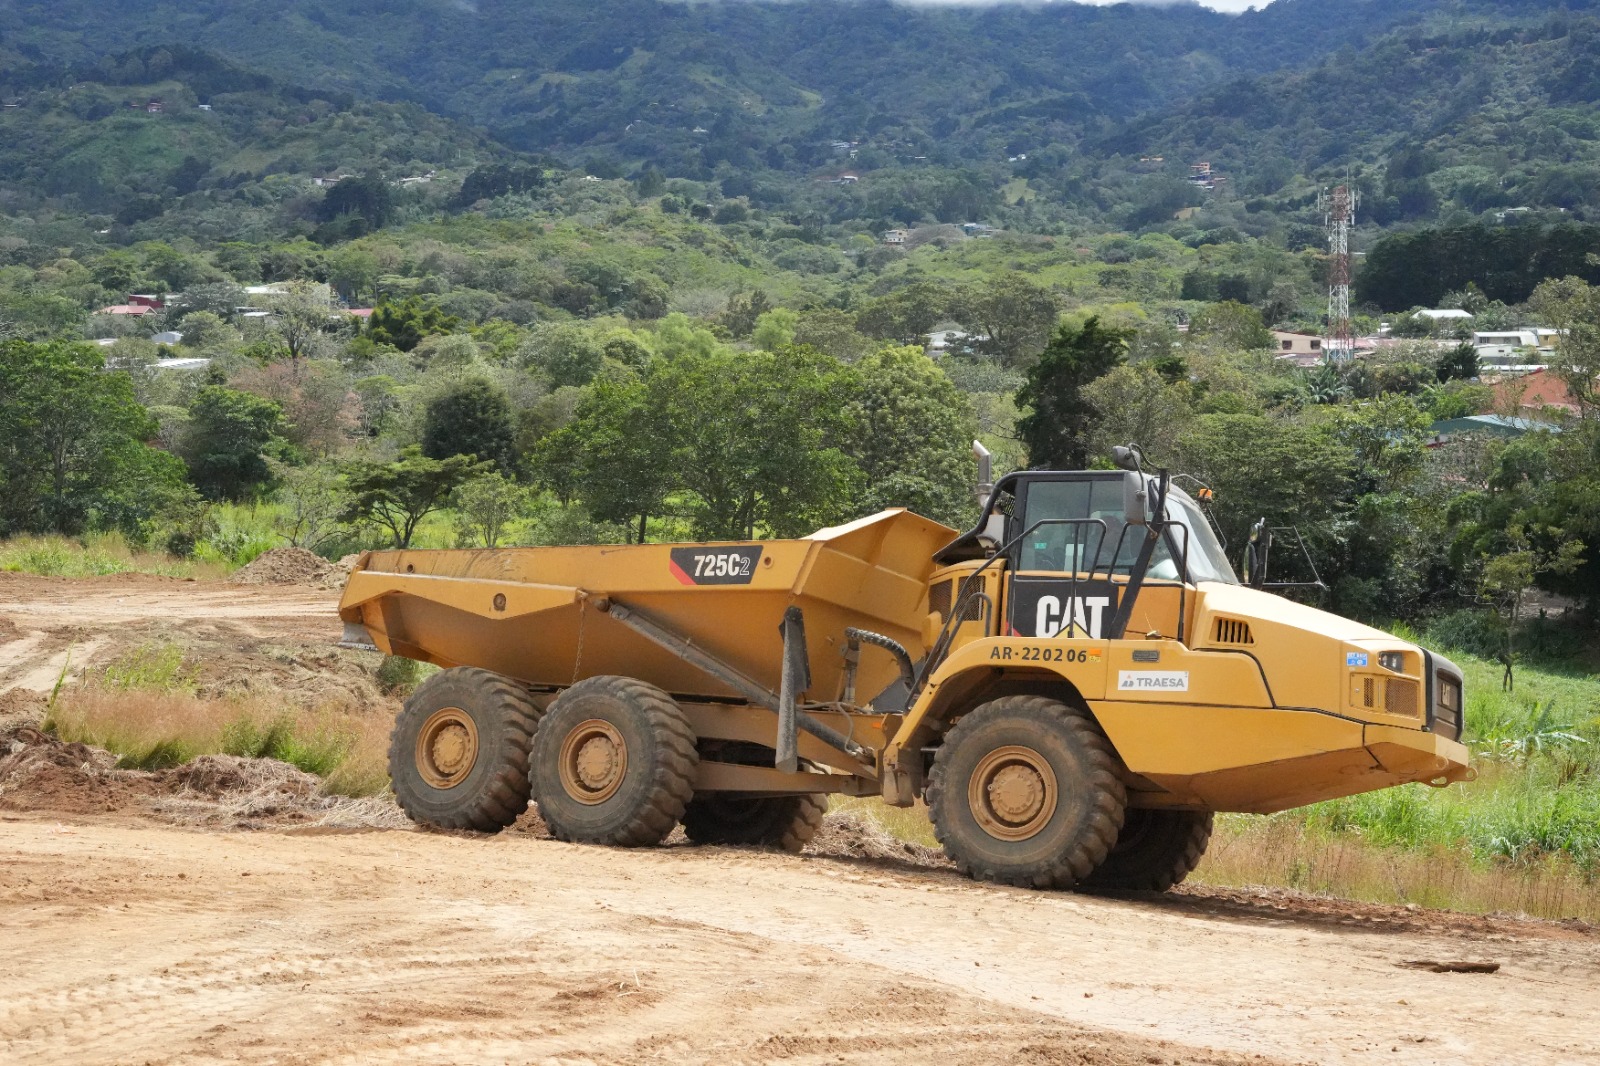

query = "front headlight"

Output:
[[1378, 651, 1406, 672]]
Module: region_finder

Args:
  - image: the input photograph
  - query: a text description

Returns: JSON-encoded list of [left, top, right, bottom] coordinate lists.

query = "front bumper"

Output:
[[1364, 724, 1475, 786]]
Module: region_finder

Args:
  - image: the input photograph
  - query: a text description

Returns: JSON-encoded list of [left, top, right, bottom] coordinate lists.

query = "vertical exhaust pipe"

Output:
[[973, 440, 993, 511]]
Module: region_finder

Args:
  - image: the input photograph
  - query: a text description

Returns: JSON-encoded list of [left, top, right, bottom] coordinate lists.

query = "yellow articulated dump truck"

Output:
[[338, 444, 1471, 892]]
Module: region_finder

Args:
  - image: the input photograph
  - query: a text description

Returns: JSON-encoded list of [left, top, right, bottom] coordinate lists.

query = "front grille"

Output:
[[1385, 677, 1420, 717], [1432, 672, 1463, 741], [1361, 676, 1376, 709], [929, 580, 952, 621], [1213, 617, 1254, 645]]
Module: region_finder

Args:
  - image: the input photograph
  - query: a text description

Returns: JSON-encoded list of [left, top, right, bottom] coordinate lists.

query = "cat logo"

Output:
[[1034, 594, 1112, 639]]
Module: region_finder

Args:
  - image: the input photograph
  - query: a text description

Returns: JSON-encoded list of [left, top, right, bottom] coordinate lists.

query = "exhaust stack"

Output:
[[972, 440, 993, 511]]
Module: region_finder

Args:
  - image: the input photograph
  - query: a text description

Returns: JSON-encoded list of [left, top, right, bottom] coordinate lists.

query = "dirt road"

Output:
[[2, 814, 1595, 1066], [3, 573, 1597, 1065], [0, 572, 375, 708]]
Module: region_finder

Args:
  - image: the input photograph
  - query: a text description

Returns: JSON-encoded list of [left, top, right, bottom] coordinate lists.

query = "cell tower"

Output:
[[1321, 184, 1359, 362]]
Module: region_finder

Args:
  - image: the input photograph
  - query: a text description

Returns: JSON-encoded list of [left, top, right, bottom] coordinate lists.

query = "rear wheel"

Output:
[[531, 675, 697, 847], [683, 743, 828, 853], [1083, 809, 1213, 892], [926, 695, 1125, 890], [388, 667, 540, 832], [682, 793, 827, 852]]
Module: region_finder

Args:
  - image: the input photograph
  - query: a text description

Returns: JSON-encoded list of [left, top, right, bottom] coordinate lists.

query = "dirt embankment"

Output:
[[0, 570, 384, 709]]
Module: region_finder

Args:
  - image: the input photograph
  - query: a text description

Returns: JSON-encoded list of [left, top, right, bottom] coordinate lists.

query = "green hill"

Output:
[[0, 46, 509, 238]]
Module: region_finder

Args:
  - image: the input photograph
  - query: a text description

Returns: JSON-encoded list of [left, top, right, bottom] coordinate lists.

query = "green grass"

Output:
[[0, 533, 218, 579], [46, 683, 392, 796], [1286, 648, 1600, 874], [101, 642, 200, 694]]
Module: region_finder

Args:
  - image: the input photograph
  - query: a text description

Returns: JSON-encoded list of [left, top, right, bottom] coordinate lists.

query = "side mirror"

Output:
[[1245, 518, 1272, 588], [1122, 471, 1148, 526]]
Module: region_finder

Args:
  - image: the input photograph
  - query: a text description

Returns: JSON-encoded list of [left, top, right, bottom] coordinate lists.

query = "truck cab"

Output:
[[885, 460, 1471, 823]]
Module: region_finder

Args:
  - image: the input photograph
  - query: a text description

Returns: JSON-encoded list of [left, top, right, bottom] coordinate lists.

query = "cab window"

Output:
[[1018, 478, 1177, 578]]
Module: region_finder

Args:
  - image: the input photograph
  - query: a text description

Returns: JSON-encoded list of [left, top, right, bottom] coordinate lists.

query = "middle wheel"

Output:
[[531, 675, 698, 847], [682, 743, 828, 853]]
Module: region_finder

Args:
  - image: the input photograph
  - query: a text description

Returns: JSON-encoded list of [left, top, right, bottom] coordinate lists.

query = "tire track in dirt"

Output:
[[2, 817, 1595, 1066]]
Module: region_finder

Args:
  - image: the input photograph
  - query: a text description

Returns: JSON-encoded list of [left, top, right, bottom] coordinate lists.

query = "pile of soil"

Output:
[[0, 688, 45, 735], [804, 807, 950, 868], [228, 547, 343, 589], [0, 723, 405, 830]]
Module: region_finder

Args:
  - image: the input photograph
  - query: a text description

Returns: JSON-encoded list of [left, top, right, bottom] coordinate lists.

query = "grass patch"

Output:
[[1200, 815, 1600, 922], [0, 533, 225, 580], [45, 684, 391, 796], [101, 642, 200, 693]]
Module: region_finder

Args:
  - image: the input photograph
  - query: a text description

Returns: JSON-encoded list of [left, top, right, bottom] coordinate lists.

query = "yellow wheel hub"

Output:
[[415, 708, 479, 790], [559, 719, 628, 805], [970, 745, 1058, 841]]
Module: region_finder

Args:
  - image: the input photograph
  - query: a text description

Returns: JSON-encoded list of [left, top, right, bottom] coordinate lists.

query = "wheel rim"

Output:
[[969, 744, 1058, 841], [415, 707, 479, 790], [558, 719, 628, 805]]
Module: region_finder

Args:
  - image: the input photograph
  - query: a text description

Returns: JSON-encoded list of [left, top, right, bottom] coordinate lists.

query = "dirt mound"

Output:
[[805, 807, 950, 868], [0, 688, 45, 734], [228, 547, 342, 589], [0, 725, 405, 830]]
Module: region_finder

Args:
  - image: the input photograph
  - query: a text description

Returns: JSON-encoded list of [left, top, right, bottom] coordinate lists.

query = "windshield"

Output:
[[1163, 487, 1238, 584]]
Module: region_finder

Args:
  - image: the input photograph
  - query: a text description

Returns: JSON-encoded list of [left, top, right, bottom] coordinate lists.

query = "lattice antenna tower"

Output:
[[1321, 184, 1359, 362]]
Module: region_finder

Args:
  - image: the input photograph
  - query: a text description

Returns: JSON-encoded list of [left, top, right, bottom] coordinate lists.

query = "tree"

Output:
[[1175, 413, 1350, 550], [1436, 342, 1480, 383], [959, 273, 1059, 368], [855, 282, 954, 346], [316, 172, 395, 237], [751, 307, 799, 351], [326, 246, 381, 303], [452, 472, 531, 548], [1188, 301, 1273, 351], [540, 371, 673, 542], [230, 361, 358, 458], [720, 289, 771, 338], [368, 296, 460, 352], [0, 339, 188, 536], [1529, 276, 1600, 417], [516, 322, 605, 386], [1016, 317, 1130, 470], [654, 347, 860, 538], [1081, 364, 1196, 466], [341, 446, 489, 548], [846, 347, 977, 527], [270, 460, 350, 550], [181, 386, 287, 501], [269, 281, 339, 363], [422, 378, 517, 474], [1478, 528, 1583, 691]]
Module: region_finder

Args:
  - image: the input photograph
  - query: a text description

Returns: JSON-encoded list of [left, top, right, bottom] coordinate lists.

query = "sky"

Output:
[[904, 0, 1272, 11]]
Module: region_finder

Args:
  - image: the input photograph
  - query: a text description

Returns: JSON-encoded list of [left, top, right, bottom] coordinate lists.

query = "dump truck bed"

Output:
[[339, 509, 956, 703]]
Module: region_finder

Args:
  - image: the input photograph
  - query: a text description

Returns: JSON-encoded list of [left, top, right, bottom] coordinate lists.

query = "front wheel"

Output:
[[926, 695, 1126, 890], [531, 675, 698, 847]]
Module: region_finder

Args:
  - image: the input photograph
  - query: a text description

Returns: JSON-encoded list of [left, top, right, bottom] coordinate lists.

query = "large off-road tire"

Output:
[[1082, 809, 1213, 892], [388, 667, 540, 832], [683, 792, 828, 852], [682, 742, 828, 853], [926, 695, 1126, 890], [531, 675, 697, 847]]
